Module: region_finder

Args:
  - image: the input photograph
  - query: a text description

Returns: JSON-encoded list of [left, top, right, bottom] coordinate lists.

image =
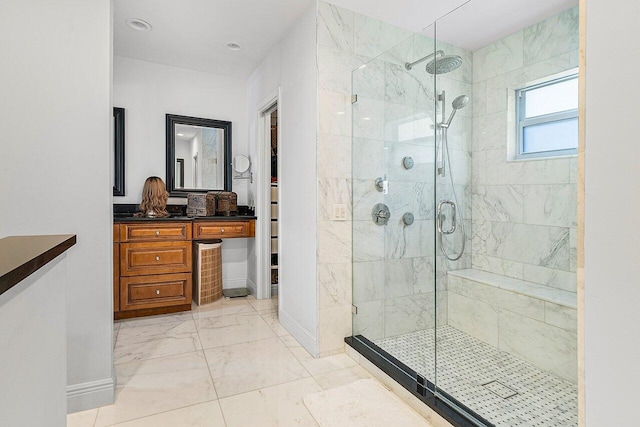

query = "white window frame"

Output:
[[516, 72, 578, 159]]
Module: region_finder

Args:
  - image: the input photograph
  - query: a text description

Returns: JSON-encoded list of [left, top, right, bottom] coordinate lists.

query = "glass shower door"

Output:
[[351, 28, 439, 390]]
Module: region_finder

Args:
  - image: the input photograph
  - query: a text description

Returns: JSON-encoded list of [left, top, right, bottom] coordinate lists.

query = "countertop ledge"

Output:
[[0, 234, 76, 296], [114, 215, 257, 222]]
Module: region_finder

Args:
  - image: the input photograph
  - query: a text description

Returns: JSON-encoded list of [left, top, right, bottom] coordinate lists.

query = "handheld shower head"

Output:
[[441, 95, 469, 128], [452, 95, 469, 110]]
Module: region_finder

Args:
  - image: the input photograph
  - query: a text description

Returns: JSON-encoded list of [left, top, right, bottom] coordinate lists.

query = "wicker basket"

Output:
[[187, 193, 216, 217], [194, 240, 223, 305]]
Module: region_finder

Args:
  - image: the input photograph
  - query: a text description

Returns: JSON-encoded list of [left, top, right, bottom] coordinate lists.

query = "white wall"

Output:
[[0, 258, 68, 427], [583, 0, 640, 424], [113, 56, 249, 205], [246, 3, 318, 354], [114, 56, 250, 287], [0, 0, 114, 412]]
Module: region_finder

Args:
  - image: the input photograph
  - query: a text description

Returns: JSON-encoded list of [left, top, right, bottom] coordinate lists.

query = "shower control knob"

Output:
[[402, 157, 414, 170], [402, 213, 414, 226], [372, 203, 391, 226]]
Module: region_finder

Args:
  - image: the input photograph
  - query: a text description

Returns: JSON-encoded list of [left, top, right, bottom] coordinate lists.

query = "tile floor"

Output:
[[67, 296, 378, 427], [375, 326, 578, 427]]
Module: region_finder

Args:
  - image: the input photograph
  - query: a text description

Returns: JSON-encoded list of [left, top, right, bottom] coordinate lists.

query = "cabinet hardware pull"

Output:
[[221, 228, 225, 233], [156, 290, 160, 295], [156, 231, 160, 236], [155, 256, 160, 261]]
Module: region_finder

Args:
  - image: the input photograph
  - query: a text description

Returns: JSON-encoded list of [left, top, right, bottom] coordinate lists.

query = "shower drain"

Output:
[[482, 380, 519, 399]]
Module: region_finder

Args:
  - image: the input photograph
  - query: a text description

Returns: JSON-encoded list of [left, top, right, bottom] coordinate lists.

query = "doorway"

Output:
[[268, 108, 279, 297]]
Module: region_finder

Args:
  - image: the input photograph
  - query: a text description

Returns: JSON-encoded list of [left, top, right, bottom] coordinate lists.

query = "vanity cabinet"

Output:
[[115, 222, 192, 319], [113, 217, 255, 319]]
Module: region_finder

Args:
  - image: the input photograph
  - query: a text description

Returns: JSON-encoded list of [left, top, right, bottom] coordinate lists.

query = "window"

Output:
[[516, 72, 578, 159]]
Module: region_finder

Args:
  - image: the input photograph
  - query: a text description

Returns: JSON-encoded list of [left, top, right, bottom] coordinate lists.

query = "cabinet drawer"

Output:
[[120, 273, 191, 311], [120, 222, 191, 242], [194, 221, 255, 239], [120, 241, 192, 276]]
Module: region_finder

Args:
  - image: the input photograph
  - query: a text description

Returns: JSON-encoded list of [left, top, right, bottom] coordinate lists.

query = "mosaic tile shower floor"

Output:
[[375, 326, 578, 427]]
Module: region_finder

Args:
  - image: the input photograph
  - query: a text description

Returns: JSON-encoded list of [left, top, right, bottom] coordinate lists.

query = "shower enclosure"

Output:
[[349, 4, 578, 427]]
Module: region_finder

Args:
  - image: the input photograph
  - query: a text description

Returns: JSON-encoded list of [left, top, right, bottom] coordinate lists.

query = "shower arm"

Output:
[[404, 50, 444, 71]]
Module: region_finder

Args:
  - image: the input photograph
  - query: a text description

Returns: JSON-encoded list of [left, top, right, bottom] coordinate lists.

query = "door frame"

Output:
[[256, 89, 280, 300]]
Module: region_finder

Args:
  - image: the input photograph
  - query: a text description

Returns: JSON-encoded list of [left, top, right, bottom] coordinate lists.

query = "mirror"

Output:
[[166, 114, 232, 196], [233, 154, 251, 173], [113, 107, 125, 196]]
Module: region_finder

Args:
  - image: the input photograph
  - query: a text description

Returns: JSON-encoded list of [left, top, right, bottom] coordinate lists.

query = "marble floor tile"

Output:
[[279, 333, 304, 349], [219, 377, 321, 427], [260, 311, 290, 336], [247, 296, 279, 314], [114, 319, 202, 364], [304, 379, 432, 427], [297, 352, 359, 377], [94, 351, 217, 427], [313, 365, 373, 390], [67, 408, 98, 427], [191, 297, 255, 320], [116, 311, 194, 327], [204, 337, 310, 398], [195, 313, 277, 349], [107, 401, 226, 427]]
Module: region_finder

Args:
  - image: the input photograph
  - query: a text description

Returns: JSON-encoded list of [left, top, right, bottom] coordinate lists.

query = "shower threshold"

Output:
[[347, 325, 578, 427]]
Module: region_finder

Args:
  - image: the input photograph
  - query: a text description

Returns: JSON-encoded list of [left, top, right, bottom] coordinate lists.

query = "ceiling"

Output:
[[114, 0, 578, 79], [114, 0, 315, 79]]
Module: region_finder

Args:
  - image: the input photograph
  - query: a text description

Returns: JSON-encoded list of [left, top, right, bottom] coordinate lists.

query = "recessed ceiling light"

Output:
[[126, 18, 152, 32], [224, 42, 242, 52]]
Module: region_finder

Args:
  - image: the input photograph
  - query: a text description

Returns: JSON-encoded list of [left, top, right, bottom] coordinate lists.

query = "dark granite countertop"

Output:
[[113, 203, 256, 223], [0, 234, 76, 296], [114, 215, 257, 223]]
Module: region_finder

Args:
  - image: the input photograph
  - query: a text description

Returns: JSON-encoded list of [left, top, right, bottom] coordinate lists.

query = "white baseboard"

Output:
[[246, 277, 257, 296], [67, 369, 116, 413], [278, 309, 317, 357], [222, 278, 248, 289]]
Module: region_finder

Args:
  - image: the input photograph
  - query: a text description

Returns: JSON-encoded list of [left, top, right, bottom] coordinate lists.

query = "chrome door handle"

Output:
[[437, 200, 457, 235]]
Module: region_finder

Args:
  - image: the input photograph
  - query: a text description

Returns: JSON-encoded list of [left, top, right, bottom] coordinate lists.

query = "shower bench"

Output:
[[446, 268, 577, 383]]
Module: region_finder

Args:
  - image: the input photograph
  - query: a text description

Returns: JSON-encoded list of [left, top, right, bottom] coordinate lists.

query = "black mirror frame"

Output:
[[113, 107, 125, 196], [166, 114, 232, 197]]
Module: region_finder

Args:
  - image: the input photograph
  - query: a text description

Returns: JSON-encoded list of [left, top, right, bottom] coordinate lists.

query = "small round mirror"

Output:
[[233, 154, 251, 173]]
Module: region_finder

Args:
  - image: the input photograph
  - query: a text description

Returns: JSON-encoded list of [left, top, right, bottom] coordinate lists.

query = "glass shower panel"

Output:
[[433, 3, 579, 426], [351, 27, 438, 386]]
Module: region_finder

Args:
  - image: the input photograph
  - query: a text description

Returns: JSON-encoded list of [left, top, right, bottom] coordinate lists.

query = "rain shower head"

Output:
[[425, 55, 463, 74], [405, 50, 462, 74]]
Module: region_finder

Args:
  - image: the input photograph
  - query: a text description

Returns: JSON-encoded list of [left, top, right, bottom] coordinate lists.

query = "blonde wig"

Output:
[[137, 176, 170, 218]]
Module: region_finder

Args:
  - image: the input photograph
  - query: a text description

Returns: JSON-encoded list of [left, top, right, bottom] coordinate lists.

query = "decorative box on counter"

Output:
[[209, 191, 238, 216], [187, 193, 216, 217]]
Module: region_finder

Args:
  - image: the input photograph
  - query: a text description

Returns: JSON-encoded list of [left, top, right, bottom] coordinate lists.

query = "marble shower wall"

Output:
[[470, 7, 579, 292], [316, 0, 473, 347], [317, 1, 414, 354]]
